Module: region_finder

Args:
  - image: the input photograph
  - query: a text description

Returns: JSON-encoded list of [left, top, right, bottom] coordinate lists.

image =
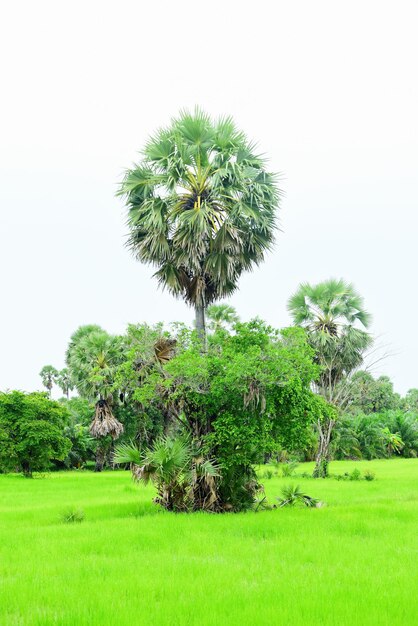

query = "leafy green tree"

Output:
[[112, 323, 177, 446], [125, 321, 321, 511], [60, 397, 96, 468], [0, 391, 71, 476], [288, 278, 373, 476], [66, 326, 124, 470], [39, 365, 58, 398], [207, 304, 239, 332], [119, 109, 280, 340], [55, 368, 74, 399], [62, 420, 95, 469], [403, 388, 418, 412], [346, 371, 400, 414]]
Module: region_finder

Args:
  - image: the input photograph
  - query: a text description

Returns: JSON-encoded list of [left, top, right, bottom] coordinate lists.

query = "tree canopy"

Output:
[[121, 320, 322, 510], [119, 109, 281, 336], [0, 391, 71, 476]]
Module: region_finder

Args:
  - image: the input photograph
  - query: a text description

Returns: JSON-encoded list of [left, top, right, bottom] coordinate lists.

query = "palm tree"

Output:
[[55, 368, 73, 399], [288, 278, 373, 477], [119, 109, 280, 340], [114, 435, 220, 511], [207, 304, 239, 332], [66, 327, 124, 471], [288, 278, 372, 402], [381, 427, 404, 456], [39, 365, 58, 398]]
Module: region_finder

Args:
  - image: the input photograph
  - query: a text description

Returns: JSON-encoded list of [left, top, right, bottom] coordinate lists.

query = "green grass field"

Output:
[[1, 459, 417, 626]]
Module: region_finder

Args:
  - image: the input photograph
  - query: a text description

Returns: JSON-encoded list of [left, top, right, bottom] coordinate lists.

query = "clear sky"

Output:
[[1, 0, 417, 395]]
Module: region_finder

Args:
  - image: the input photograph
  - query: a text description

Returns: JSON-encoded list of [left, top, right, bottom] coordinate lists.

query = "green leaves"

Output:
[[0, 391, 72, 476], [112, 440, 142, 465], [277, 484, 319, 508]]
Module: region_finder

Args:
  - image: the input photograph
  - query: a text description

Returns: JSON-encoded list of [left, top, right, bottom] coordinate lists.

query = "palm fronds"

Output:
[[89, 399, 123, 439], [114, 434, 222, 512], [277, 484, 319, 508], [119, 109, 281, 311]]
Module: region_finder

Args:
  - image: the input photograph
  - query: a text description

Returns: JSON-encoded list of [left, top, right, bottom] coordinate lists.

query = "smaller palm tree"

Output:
[[288, 279, 373, 478], [207, 304, 239, 332], [114, 435, 220, 511], [381, 428, 404, 456], [55, 369, 73, 399], [288, 278, 371, 335], [39, 365, 58, 398], [288, 279, 373, 396], [66, 328, 124, 470], [277, 484, 319, 508]]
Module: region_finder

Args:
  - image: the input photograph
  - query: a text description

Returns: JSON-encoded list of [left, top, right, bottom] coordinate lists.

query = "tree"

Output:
[[112, 323, 177, 446], [381, 427, 404, 456], [55, 368, 74, 399], [288, 278, 373, 476], [119, 109, 280, 340], [61, 397, 96, 468], [383, 411, 418, 457], [39, 365, 58, 398], [0, 391, 71, 476], [206, 304, 239, 332], [403, 388, 418, 412], [346, 371, 400, 414], [119, 321, 321, 511], [66, 326, 124, 471]]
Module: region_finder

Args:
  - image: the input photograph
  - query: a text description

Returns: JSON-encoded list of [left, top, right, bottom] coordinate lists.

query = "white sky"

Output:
[[1, 0, 417, 396]]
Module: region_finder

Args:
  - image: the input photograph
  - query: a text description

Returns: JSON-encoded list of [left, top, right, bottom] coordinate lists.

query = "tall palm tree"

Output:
[[39, 365, 58, 398], [207, 304, 239, 332], [119, 109, 280, 340], [288, 278, 373, 477]]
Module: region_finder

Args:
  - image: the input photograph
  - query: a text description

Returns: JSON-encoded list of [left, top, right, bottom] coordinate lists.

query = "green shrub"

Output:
[[263, 469, 275, 480], [60, 508, 85, 523], [281, 460, 299, 477], [363, 470, 376, 481], [349, 468, 362, 481], [277, 484, 320, 508]]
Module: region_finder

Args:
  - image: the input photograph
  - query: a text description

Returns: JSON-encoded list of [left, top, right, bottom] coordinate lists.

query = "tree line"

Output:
[[1, 110, 416, 510]]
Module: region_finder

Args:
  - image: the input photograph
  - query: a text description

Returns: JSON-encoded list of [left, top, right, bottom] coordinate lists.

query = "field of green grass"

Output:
[[1, 459, 417, 626]]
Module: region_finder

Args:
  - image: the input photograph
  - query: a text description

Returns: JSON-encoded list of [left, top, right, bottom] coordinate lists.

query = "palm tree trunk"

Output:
[[313, 418, 335, 478], [195, 304, 206, 344], [95, 444, 106, 472]]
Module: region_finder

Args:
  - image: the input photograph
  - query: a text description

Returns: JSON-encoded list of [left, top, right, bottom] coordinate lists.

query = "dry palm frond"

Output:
[[191, 455, 221, 511], [154, 337, 177, 365], [244, 379, 266, 412], [90, 399, 124, 439]]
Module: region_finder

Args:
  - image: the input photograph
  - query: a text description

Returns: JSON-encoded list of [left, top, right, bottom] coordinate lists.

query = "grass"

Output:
[[1, 459, 417, 625]]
